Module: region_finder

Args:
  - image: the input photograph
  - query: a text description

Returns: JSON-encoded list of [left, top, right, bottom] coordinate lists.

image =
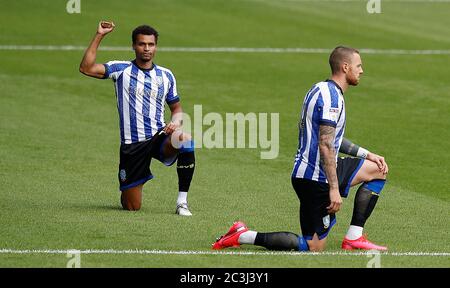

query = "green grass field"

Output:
[[0, 0, 449, 268]]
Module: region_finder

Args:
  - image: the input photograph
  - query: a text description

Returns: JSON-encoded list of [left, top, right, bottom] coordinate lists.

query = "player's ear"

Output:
[[342, 62, 349, 73]]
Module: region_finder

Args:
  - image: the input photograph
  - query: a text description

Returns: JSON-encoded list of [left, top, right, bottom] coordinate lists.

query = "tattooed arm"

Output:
[[340, 137, 388, 174], [319, 125, 342, 213], [339, 137, 363, 157]]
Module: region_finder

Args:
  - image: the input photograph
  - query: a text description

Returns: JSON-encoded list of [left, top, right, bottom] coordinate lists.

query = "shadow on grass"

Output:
[[67, 202, 177, 215], [65, 203, 123, 212]]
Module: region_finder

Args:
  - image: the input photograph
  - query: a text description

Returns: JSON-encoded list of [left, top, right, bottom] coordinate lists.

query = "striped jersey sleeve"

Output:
[[318, 81, 341, 127], [162, 69, 180, 105], [103, 61, 132, 80]]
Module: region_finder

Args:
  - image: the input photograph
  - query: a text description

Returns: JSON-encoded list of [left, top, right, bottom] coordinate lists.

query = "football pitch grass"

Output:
[[0, 0, 449, 268]]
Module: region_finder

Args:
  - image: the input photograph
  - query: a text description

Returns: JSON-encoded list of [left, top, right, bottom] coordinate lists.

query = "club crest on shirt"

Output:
[[119, 169, 127, 182], [137, 88, 145, 97], [151, 76, 163, 88], [149, 76, 163, 98], [323, 215, 330, 229]]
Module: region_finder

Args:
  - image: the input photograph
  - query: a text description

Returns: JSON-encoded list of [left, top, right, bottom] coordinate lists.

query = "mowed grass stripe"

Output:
[[1, 249, 449, 257], [1, 45, 450, 55]]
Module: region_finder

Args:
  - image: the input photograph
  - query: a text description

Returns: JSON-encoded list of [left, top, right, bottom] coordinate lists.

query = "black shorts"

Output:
[[118, 132, 178, 191], [291, 157, 364, 240]]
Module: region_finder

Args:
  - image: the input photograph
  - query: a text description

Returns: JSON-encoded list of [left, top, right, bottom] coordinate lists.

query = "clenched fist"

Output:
[[97, 21, 115, 35]]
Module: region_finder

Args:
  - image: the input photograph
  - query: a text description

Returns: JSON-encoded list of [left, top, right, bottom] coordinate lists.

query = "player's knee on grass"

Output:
[[307, 243, 326, 252], [307, 234, 327, 252], [121, 198, 141, 211], [120, 188, 142, 211]]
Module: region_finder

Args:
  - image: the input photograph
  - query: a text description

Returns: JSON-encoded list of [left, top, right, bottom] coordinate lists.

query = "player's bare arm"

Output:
[[339, 137, 388, 174], [319, 125, 342, 214], [79, 21, 115, 79], [164, 101, 183, 135]]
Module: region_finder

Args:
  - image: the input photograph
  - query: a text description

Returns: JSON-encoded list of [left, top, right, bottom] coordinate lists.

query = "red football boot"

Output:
[[342, 234, 387, 251], [212, 221, 248, 250]]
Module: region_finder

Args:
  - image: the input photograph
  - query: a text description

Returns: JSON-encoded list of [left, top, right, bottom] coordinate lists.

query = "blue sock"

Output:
[[364, 179, 386, 195], [298, 236, 309, 251]]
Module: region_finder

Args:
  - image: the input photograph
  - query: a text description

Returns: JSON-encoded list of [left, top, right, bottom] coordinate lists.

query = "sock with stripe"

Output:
[[347, 179, 386, 239]]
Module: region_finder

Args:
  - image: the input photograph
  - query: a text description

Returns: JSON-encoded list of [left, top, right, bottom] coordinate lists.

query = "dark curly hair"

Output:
[[132, 25, 159, 44]]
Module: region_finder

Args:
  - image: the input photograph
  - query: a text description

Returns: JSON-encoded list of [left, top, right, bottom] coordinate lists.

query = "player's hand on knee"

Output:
[[367, 152, 388, 175]]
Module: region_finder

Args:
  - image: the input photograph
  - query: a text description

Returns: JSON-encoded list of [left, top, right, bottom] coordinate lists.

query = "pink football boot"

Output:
[[212, 221, 248, 250], [342, 234, 387, 251]]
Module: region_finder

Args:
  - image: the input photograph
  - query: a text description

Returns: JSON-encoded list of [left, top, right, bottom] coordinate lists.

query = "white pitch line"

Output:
[[0, 45, 449, 55], [0, 249, 449, 257]]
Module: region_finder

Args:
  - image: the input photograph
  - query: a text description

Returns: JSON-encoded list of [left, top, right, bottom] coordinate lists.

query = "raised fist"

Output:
[[97, 21, 115, 35]]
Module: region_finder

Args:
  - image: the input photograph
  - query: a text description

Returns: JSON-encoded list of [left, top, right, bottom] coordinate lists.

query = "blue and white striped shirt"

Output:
[[103, 60, 180, 144], [292, 80, 346, 183]]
